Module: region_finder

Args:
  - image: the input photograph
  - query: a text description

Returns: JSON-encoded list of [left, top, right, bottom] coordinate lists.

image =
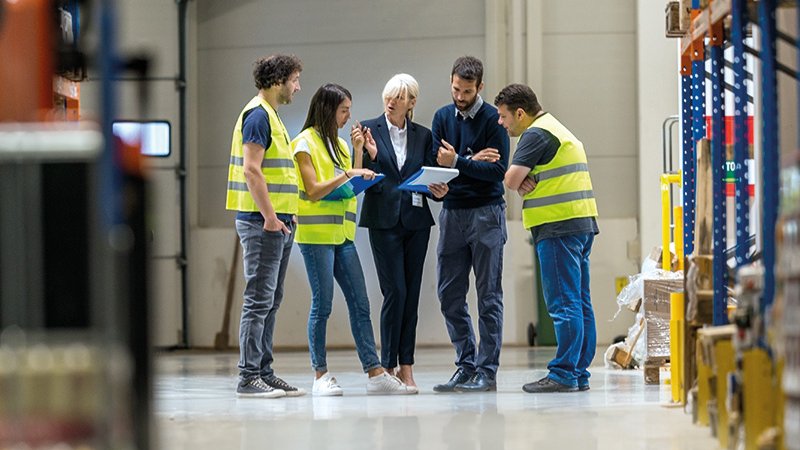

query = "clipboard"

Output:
[[398, 166, 459, 194], [323, 174, 385, 200]]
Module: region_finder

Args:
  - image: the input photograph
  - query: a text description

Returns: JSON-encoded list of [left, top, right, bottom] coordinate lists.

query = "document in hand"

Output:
[[323, 174, 385, 200], [398, 166, 459, 194]]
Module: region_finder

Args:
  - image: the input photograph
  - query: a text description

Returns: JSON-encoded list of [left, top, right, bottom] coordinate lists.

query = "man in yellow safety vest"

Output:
[[225, 54, 305, 398], [496, 83, 600, 393]]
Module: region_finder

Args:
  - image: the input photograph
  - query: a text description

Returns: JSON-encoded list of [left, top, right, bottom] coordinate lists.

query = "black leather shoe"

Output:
[[433, 368, 472, 392], [522, 376, 578, 393], [454, 372, 497, 392]]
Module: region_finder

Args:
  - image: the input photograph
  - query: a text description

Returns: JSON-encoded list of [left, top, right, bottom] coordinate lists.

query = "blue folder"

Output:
[[323, 174, 385, 200]]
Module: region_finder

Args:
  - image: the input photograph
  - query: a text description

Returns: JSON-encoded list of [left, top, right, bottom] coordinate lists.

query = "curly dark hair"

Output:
[[494, 83, 542, 116], [451, 56, 484, 86], [252, 54, 303, 90]]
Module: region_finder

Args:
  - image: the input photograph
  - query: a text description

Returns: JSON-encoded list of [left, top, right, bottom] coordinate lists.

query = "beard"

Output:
[[453, 97, 475, 112], [278, 89, 293, 105]]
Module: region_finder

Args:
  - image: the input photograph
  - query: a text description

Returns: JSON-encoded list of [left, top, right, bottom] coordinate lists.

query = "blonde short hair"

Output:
[[382, 73, 419, 120]]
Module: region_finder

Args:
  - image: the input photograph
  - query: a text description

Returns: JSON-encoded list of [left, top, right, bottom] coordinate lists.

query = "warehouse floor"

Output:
[[155, 347, 718, 450]]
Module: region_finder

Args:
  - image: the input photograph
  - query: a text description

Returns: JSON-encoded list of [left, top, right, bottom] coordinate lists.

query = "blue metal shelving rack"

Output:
[[680, 0, 800, 320], [731, 0, 751, 269], [758, 0, 779, 315], [710, 19, 729, 325]]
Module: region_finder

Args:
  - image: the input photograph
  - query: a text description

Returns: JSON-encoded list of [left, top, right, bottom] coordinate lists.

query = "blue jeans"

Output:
[[437, 203, 507, 378], [299, 241, 381, 373], [235, 218, 294, 380], [536, 232, 597, 388]]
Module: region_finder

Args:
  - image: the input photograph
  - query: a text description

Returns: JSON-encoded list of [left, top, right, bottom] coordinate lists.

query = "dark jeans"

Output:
[[536, 232, 596, 387], [437, 203, 507, 378], [235, 218, 294, 380], [368, 225, 431, 368]]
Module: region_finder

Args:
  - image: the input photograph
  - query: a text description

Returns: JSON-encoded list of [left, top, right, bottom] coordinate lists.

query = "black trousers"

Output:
[[368, 224, 431, 368]]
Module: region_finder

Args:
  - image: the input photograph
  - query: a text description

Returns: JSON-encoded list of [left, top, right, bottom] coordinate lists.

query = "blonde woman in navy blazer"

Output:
[[356, 74, 449, 388]]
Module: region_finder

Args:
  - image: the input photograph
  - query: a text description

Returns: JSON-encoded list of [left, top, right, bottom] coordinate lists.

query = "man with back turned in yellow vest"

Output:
[[495, 84, 600, 393], [225, 54, 306, 398]]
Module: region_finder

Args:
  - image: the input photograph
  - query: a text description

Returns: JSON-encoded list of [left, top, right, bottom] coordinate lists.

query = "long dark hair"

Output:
[[302, 83, 351, 168]]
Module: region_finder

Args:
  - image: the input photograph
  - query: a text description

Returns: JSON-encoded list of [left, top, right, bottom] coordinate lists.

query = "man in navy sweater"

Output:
[[431, 56, 510, 392]]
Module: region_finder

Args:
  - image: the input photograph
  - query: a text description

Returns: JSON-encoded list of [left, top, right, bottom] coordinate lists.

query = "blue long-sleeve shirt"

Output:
[[431, 101, 510, 209]]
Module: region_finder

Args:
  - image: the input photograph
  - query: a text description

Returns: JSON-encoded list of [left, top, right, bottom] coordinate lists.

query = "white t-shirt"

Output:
[[293, 136, 346, 176]]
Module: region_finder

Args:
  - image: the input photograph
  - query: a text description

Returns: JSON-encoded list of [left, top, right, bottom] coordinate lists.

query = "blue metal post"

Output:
[[682, 63, 695, 259], [732, 0, 750, 267], [692, 61, 707, 148], [710, 23, 728, 326], [689, 35, 706, 258], [99, 1, 121, 228], [758, 0, 778, 312], [683, 40, 706, 256]]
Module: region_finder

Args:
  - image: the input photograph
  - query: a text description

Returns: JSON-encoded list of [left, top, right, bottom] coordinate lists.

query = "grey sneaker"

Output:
[[237, 377, 286, 398], [264, 375, 307, 397]]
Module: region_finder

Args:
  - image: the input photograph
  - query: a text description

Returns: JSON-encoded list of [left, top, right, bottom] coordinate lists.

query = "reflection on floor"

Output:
[[155, 347, 717, 450]]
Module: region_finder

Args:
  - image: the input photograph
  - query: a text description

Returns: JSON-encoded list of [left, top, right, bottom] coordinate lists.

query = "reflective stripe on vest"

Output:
[[292, 128, 357, 244], [534, 162, 589, 182], [227, 181, 299, 194], [522, 113, 598, 229], [225, 96, 298, 214], [229, 155, 296, 169], [297, 211, 356, 225]]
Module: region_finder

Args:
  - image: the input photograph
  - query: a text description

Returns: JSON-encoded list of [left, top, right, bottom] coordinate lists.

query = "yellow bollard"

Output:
[[661, 175, 672, 272], [674, 205, 684, 271], [714, 339, 734, 448], [670, 292, 685, 404], [697, 337, 712, 426], [742, 348, 776, 450], [660, 174, 682, 272]]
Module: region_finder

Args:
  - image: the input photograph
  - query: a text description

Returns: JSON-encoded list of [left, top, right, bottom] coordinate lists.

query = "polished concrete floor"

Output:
[[155, 347, 718, 450]]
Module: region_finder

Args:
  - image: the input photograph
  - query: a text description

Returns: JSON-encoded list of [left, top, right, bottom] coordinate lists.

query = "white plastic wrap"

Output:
[[614, 269, 682, 319]]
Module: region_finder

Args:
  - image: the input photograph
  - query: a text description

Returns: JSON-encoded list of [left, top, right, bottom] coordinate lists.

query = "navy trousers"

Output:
[[369, 224, 431, 368], [436, 203, 507, 378]]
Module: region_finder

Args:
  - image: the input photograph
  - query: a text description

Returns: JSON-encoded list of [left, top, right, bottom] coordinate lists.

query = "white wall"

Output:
[[191, 0, 494, 349], [636, 0, 679, 263], [81, 0, 658, 350], [80, 0, 184, 347], [187, 0, 641, 350]]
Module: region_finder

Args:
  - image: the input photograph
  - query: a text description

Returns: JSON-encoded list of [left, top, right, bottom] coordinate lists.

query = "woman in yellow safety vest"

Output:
[[292, 83, 416, 396]]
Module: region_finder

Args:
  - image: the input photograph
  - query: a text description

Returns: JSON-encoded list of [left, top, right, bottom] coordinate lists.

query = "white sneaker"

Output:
[[312, 372, 344, 396], [366, 372, 417, 395]]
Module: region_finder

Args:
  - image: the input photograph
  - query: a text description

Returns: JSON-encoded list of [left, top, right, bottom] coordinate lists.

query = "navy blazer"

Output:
[[358, 115, 437, 230]]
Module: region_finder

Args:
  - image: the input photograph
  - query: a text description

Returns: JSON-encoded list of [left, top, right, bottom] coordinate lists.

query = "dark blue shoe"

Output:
[[433, 368, 473, 392], [522, 376, 578, 393], [578, 384, 590, 392], [455, 372, 497, 392]]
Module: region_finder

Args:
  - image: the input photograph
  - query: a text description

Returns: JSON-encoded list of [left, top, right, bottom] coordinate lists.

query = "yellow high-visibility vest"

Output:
[[225, 96, 298, 214], [292, 127, 357, 244], [522, 113, 598, 229]]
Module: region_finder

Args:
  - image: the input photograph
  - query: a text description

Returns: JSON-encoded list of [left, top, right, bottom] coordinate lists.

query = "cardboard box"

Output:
[[643, 278, 684, 362], [665, 2, 684, 37]]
